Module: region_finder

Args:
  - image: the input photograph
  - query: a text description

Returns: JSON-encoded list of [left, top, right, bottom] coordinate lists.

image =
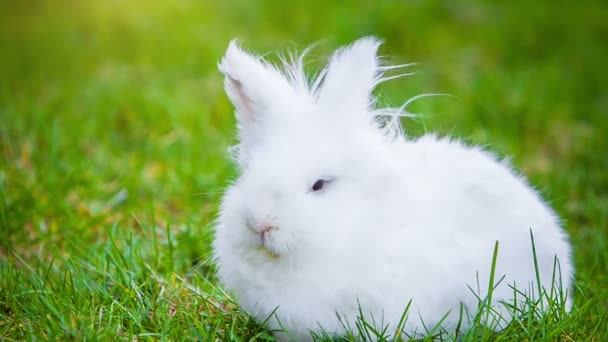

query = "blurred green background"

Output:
[[1, 0, 607, 340]]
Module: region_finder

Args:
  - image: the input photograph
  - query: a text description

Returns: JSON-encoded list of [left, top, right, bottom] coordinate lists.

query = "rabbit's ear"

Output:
[[318, 37, 381, 111], [219, 40, 289, 125]]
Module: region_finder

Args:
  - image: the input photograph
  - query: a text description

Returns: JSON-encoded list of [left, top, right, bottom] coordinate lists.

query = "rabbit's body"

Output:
[[213, 38, 573, 341]]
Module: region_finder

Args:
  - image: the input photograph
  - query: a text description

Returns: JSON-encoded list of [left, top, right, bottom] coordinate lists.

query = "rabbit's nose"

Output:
[[245, 220, 279, 235], [251, 224, 278, 235], [256, 225, 279, 247]]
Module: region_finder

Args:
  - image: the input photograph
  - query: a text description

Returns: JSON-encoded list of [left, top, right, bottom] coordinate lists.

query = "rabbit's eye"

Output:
[[311, 179, 326, 192], [309, 177, 335, 193]]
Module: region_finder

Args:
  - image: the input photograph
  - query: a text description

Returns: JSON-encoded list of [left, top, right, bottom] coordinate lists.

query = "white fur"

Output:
[[213, 37, 574, 341]]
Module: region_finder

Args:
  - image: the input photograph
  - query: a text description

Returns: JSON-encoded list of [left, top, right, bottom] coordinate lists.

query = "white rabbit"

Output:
[[212, 37, 573, 341]]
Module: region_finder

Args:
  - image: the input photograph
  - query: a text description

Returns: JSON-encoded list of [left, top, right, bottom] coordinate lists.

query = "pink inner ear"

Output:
[[220, 39, 299, 123], [225, 74, 256, 121]]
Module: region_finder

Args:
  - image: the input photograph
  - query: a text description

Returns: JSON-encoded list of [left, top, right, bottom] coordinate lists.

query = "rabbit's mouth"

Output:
[[260, 227, 282, 259], [247, 224, 282, 259], [256, 244, 280, 259]]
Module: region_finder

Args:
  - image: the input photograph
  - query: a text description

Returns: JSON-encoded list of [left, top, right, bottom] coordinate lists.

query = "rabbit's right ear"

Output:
[[317, 37, 381, 113], [219, 40, 290, 127]]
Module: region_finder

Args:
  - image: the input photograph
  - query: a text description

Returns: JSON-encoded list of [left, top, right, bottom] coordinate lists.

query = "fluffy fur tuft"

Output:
[[213, 37, 574, 341]]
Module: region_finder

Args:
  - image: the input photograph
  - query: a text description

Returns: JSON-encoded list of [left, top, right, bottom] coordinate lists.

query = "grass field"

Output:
[[1, 0, 607, 340]]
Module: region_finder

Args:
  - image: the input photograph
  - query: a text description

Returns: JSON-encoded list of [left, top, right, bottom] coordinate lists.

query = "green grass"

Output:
[[1, 0, 607, 340]]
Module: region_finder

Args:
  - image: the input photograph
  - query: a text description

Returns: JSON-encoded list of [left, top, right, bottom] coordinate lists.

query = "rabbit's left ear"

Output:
[[219, 40, 295, 166], [219, 40, 291, 126], [317, 37, 381, 111]]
